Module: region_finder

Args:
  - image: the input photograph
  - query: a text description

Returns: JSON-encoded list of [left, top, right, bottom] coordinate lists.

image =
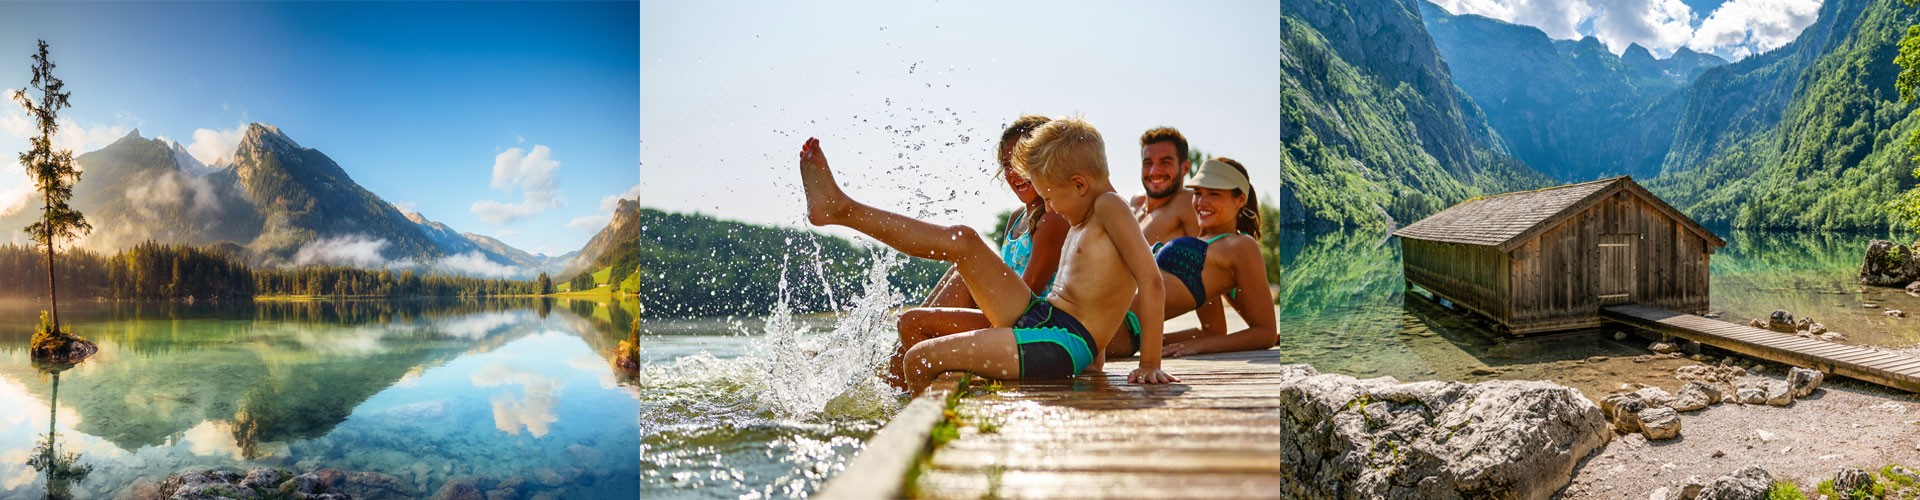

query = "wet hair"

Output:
[[1212, 157, 1262, 238], [1139, 127, 1189, 163], [1014, 117, 1107, 186], [997, 114, 1052, 171]]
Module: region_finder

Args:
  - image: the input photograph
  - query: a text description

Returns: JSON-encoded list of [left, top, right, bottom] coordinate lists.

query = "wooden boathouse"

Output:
[[1393, 176, 1726, 334]]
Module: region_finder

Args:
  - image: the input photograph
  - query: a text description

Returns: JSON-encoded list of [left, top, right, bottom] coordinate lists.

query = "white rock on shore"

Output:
[[1278, 364, 1610, 500]]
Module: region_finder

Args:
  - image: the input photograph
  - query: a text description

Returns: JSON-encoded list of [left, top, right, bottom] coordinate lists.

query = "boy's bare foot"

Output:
[[799, 138, 852, 226]]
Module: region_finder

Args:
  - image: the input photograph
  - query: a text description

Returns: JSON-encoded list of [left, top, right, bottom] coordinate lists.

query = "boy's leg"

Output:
[[903, 327, 1021, 393], [800, 138, 1030, 324], [921, 267, 977, 308], [891, 308, 992, 388]]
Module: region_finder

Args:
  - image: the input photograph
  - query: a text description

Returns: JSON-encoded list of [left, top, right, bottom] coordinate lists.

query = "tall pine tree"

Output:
[[14, 40, 94, 363]]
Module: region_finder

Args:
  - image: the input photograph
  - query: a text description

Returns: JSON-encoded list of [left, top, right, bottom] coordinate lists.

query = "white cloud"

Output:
[[391, 200, 420, 216], [566, 182, 639, 231], [291, 234, 393, 268], [287, 233, 530, 278], [471, 145, 566, 225], [1590, 0, 1696, 55], [434, 251, 522, 279], [1687, 0, 1822, 61], [186, 123, 248, 167], [1430, 0, 1595, 40], [565, 214, 612, 230], [1429, 0, 1822, 61]]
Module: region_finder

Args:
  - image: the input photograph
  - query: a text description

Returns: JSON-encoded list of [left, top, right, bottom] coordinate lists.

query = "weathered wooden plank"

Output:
[[915, 470, 1282, 500], [818, 373, 964, 499], [1603, 305, 1920, 393]]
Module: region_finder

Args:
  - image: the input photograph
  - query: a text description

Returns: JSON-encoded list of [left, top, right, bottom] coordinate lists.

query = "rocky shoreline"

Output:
[[1279, 349, 1920, 499]]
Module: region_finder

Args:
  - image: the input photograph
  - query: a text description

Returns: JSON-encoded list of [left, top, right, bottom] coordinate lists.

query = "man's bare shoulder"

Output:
[[1169, 189, 1197, 208], [1128, 194, 1147, 208]]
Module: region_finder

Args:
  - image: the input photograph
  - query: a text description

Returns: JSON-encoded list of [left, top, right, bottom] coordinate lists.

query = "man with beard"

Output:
[[1130, 127, 1201, 245]]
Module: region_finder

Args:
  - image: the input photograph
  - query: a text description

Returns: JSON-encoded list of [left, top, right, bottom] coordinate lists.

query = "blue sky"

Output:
[[1428, 0, 1823, 61], [0, 2, 638, 256], [641, 1, 1279, 237]]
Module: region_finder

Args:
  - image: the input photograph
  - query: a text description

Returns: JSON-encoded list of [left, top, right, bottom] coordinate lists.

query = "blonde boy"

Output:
[[799, 118, 1177, 393]]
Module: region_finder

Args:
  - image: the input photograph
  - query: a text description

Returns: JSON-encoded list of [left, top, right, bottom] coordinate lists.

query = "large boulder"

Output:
[[1862, 240, 1919, 286], [1696, 466, 1773, 500], [1278, 365, 1610, 500]]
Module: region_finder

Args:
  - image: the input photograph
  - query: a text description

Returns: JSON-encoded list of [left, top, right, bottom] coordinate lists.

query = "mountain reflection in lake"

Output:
[[0, 298, 640, 499], [1280, 227, 1920, 396]]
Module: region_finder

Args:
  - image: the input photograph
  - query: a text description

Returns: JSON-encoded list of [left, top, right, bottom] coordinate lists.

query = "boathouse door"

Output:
[[1596, 234, 1635, 305]]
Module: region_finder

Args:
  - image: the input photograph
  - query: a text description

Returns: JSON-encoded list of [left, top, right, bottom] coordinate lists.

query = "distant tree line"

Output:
[[0, 242, 540, 301], [639, 208, 944, 318]]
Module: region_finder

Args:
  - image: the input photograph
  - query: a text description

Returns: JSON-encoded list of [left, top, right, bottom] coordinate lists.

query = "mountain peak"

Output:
[[242, 123, 301, 151]]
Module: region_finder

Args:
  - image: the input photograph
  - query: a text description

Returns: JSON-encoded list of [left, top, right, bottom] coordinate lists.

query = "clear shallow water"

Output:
[[1279, 227, 1920, 396], [0, 298, 641, 499]]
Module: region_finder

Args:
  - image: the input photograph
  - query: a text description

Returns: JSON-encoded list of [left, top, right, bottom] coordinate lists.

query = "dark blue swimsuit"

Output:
[[1124, 234, 1236, 356]]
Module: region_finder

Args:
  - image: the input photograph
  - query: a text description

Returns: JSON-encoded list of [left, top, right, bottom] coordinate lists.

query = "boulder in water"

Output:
[[1862, 240, 1917, 286], [1765, 310, 1796, 333]]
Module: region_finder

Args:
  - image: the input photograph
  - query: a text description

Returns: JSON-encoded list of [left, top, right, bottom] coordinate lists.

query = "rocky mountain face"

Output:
[[1420, 2, 1725, 181], [1281, 0, 1551, 229], [1414, 0, 1920, 231], [17, 130, 266, 250], [5, 123, 561, 278], [1644, 0, 1917, 230], [565, 197, 637, 276]]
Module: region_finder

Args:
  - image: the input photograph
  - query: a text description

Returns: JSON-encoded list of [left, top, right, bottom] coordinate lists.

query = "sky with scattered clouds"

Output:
[[1428, 0, 1825, 61], [641, 1, 1279, 237], [0, 2, 637, 256]]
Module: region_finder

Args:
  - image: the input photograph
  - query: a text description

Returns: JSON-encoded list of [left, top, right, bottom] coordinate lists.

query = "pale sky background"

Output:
[[640, 1, 1280, 239], [1427, 0, 1824, 61]]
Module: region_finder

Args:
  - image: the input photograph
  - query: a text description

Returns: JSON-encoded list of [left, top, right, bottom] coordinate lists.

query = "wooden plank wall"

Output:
[[1403, 239, 1510, 321], [1506, 192, 1711, 333]]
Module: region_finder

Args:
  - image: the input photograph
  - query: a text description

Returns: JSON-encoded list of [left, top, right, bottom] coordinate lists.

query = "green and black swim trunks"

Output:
[[1012, 297, 1098, 378]]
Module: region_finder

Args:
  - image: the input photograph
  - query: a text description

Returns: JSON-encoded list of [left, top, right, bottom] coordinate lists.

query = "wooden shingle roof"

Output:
[[1392, 176, 1725, 252]]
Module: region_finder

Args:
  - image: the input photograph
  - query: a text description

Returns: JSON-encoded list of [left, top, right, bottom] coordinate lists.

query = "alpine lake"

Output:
[[0, 297, 641, 499], [1279, 226, 1920, 397]]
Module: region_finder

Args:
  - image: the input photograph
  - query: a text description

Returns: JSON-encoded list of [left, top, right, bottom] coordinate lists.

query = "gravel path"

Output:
[[1559, 347, 1920, 499]]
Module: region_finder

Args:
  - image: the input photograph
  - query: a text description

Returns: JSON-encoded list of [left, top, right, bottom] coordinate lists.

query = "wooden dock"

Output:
[[820, 311, 1283, 499], [1601, 304, 1920, 393]]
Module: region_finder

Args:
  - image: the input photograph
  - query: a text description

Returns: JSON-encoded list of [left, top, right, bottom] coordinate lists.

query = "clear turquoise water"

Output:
[[0, 298, 641, 499]]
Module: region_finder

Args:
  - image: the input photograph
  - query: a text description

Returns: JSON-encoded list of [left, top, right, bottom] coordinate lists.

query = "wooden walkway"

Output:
[[820, 311, 1283, 499], [1602, 304, 1920, 393]]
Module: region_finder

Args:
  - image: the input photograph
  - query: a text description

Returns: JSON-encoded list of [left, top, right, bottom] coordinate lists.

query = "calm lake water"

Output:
[[1280, 227, 1920, 396], [0, 297, 641, 499]]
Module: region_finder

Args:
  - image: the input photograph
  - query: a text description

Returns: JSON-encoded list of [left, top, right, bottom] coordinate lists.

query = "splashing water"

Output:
[[759, 242, 906, 419], [641, 238, 912, 498]]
